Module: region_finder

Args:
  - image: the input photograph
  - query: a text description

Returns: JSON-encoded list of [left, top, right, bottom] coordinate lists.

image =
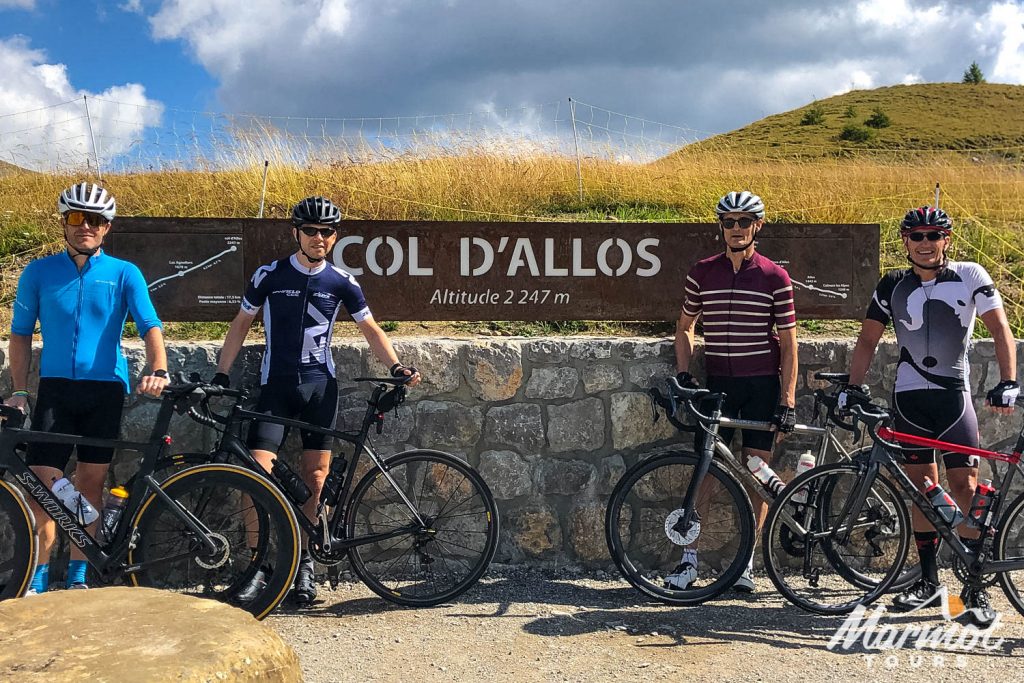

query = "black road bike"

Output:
[[156, 374, 499, 607], [763, 398, 1024, 616], [605, 373, 920, 605], [0, 384, 300, 619]]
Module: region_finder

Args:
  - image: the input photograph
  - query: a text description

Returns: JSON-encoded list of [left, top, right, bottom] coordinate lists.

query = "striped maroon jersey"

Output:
[[682, 252, 796, 377]]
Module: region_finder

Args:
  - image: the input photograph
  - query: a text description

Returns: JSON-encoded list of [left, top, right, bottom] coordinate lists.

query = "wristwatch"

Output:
[[152, 369, 168, 378]]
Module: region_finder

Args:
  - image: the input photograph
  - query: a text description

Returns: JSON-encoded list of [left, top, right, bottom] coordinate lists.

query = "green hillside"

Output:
[[669, 83, 1024, 158]]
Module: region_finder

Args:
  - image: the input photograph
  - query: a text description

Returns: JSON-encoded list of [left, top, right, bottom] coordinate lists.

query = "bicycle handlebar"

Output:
[[0, 403, 26, 429], [352, 375, 415, 386]]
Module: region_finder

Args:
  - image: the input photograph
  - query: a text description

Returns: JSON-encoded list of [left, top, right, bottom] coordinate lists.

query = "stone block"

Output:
[[508, 503, 562, 556], [569, 340, 612, 360], [617, 339, 671, 361], [546, 398, 605, 453], [582, 364, 622, 393], [535, 458, 594, 495], [464, 342, 523, 401], [525, 367, 579, 400], [522, 339, 571, 364], [414, 400, 482, 449], [484, 403, 545, 456], [478, 450, 533, 500], [627, 362, 675, 390], [568, 503, 608, 562], [610, 392, 676, 450], [597, 454, 627, 495]]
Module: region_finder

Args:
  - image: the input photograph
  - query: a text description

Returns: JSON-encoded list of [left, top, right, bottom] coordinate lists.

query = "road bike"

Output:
[[0, 383, 300, 619], [155, 374, 499, 607], [605, 372, 920, 605], [762, 395, 1024, 616]]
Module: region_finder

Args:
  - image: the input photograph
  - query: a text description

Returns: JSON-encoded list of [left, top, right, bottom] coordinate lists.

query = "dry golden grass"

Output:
[[2, 144, 1023, 336]]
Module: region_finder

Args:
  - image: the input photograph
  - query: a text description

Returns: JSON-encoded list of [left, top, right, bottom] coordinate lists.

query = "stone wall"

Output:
[[2, 337, 1021, 570]]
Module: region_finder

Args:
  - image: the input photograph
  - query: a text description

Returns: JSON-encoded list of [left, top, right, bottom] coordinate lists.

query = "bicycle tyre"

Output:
[[128, 464, 300, 620], [995, 489, 1024, 618], [814, 465, 921, 593], [346, 449, 499, 607], [763, 463, 911, 615], [0, 480, 37, 600], [605, 451, 755, 605]]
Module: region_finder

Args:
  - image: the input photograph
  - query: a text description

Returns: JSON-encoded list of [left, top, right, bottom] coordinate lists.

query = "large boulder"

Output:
[[0, 587, 301, 682]]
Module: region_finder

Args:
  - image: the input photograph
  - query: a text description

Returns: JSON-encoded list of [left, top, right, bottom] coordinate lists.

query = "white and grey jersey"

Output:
[[865, 261, 1002, 392]]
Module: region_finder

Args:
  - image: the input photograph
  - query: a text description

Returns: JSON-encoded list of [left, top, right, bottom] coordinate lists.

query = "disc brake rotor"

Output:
[[664, 509, 700, 546]]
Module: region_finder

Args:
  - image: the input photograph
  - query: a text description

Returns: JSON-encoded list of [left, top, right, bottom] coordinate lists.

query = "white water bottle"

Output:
[[791, 451, 817, 505], [51, 477, 99, 525], [747, 455, 785, 496]]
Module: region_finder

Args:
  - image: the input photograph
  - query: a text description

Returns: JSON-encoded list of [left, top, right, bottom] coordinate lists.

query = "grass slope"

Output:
[[669, 83, 1024, 158]]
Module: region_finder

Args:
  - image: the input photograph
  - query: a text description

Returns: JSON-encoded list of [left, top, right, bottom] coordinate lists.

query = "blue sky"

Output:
[[2, 1, 1023, 170]]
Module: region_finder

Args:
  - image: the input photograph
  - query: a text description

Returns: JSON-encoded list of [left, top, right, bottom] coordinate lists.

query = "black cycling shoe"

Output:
[[235, 566, 270, 603], [891, 578, 940, 612], [960, 586, 998, 628], [291, 556, 318, 606]]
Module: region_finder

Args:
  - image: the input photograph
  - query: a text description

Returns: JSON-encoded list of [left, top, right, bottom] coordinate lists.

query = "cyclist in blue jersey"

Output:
[[4, 182, 169, 593], [214, 196, 420, 606]]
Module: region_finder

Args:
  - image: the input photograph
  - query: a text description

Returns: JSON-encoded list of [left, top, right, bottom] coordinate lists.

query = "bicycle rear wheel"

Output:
[[605, 451, 754, 605], [346, 449, 499, 607], [128, 464, 300, 620], [0, 480, 36, 600], [763, 463, 910, 614], [996, 490, 1024, 617]]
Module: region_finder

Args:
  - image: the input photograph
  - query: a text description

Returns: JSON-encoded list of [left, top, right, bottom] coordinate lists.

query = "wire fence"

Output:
[[0, 96, 704, 174]]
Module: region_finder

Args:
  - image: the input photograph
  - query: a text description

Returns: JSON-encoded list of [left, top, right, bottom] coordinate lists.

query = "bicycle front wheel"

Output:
[[996, 489, 1024, 618], [763, 463, 911, 614], [605, 451, 754, 605], [346, 449, 499, 607], [0, 480, 36, 600], [128, 464, 300, 620]]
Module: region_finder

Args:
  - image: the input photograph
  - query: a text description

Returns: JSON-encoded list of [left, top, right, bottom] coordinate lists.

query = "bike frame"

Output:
[[0, 397, 220, 581], [198, 388, 423, 556], [825, 423, 1024, 579]]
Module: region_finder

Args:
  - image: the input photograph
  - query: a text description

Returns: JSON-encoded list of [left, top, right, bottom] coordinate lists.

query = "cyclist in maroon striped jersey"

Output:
[[669, 191, 798, 593]]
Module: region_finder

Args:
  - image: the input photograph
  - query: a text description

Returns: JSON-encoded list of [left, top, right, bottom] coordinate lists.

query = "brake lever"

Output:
[[647, 389, 661, 424]]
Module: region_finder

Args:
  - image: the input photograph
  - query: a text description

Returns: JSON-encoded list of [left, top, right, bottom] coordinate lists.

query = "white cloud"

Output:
[[985, 2, 1024, 83], [0, 0, 35, 9], [28, 0, 1003, 156], [0, 37, 163, 171]]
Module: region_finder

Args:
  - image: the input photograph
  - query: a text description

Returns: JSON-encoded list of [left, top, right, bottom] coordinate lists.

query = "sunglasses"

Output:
[[720, 217, 757, 229], [64, 211, 109, 228], [906, 230, 948, 242], [298, 226, 337, 238]]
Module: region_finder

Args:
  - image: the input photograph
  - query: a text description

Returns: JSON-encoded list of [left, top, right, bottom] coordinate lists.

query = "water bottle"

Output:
[[99, 486, 129, 543], [791, 451, 817, 505], [321, 455, 348, 504], [51, 477, 99, 525], [924, 477, 964, 528], [966, 479, 996, 529], [746, 455, 785, 496], [271, 458, 312, 504]]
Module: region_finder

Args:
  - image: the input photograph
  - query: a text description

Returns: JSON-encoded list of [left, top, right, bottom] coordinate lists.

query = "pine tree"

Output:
[[962, 61, 986, 84]]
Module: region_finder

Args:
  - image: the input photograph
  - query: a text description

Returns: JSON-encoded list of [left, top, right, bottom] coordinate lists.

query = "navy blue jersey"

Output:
[[242, 254, 371, 384]]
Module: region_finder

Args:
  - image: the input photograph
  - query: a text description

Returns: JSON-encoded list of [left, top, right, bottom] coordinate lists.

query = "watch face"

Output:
[[153, 370, 168, 378]]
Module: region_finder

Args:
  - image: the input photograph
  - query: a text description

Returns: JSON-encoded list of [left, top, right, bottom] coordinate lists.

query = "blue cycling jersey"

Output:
[[11, 250, 163, 393], [241, 254, 371, 385]]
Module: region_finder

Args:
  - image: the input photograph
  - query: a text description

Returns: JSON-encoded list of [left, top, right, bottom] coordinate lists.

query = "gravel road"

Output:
[[267, 567, 1024, 683]]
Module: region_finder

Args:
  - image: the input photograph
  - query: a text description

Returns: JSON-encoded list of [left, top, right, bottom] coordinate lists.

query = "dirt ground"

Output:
[[267, 567, 1024, 683]]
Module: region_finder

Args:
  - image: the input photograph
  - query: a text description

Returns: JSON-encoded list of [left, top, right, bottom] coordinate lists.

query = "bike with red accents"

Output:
[[762, 396, 1024, 615]]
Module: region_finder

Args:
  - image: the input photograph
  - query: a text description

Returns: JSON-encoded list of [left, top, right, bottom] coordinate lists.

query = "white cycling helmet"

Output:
[[57, 182, 116, 221], [716, 191, 765, 219]]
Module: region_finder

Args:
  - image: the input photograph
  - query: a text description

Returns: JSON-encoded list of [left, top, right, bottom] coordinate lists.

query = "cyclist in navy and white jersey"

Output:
[[670, 191, 799, 594], [214, 196, 420, 606], [843, 206, 1018, 626], [4, 182, 169, 594]]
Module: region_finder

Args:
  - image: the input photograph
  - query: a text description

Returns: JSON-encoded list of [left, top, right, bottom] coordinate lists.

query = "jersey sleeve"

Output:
[[772, 269, 796, 330], [124, 264, 163, 337], [10, 263, 39, 336], [961, 262, 1003, 316], [681, 264, 703, 317], [241, 263, 274, 315], [332, 268, 372, 322], [865, 272, 899, 326]]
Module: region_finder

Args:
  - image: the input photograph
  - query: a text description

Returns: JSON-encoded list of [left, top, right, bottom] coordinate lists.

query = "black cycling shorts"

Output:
[[695, 374, 780, 453], [26, 378, 125, 470], [893, 389, 979, 469], [247, 379, 338, 453]]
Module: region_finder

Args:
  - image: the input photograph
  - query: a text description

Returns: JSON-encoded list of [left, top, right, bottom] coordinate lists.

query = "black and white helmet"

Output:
[[716, 191, 765, 219], [291, 196, 342, 227], [57, 182, 116, 221], [901, 206, 952, 232]]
